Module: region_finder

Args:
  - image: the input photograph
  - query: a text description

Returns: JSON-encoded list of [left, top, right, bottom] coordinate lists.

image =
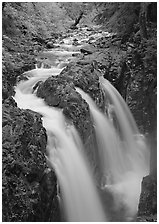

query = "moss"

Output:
[[2, 98, 60, 221]]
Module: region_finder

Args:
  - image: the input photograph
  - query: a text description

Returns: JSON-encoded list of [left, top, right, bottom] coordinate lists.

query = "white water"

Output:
[[13, 28, 150, 221], [76, 79, 150, 220], [14, 64, 107, 222], [17, 66, 62, 94], [100, 77, 150, 175]]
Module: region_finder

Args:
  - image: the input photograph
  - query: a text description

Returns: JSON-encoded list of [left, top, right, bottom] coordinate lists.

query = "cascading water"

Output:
[[14, 63, 107, 222], [13, 29, 150, 221], [76, 78, 150, 220]]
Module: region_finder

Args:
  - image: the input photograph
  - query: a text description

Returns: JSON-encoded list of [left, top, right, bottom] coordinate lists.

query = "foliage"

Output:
[[3, 2, 72, 38], [2, 2, 73, 101], [59, 2, 99, 26], [125, 28, 157, 133], [93, 2, 157, 134], [94, 3, 140, 37]]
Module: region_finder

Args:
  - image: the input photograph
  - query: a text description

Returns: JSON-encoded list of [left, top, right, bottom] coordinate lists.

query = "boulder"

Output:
[[2, 97, 60, 222], [80, 44, 97, 55], [36, 75, 92, 142], [137, 175, 157, 221], [86, 27, 94, 32], [36, 61, 105, 178], [72, 38, 79, 46], [59, 61, 105, 108], [46, 41, 55, 49], [88, 36, 95, 42]]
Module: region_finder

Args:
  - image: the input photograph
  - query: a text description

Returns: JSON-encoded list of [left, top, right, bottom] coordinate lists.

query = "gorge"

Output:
[[2, 2, 157, 222]]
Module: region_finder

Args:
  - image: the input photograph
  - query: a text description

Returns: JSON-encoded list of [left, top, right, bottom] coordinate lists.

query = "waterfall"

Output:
[[13, 35, 150, 220], [99, 77, 150, 176], [76, 78, 150, 220], [14, 66, 107, 222]]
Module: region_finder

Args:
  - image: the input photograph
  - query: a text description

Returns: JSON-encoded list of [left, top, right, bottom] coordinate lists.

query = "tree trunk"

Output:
[[139, 3, 148, 39], [70, 11, 83, 29]]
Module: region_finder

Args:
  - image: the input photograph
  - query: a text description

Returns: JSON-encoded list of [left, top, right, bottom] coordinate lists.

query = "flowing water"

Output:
[[14, 66, 106, 221], [76, 79, 149, 220], [14, 28, 150, 221]]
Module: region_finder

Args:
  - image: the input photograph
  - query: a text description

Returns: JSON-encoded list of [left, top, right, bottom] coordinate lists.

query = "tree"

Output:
[[139, 3, 148, 39]]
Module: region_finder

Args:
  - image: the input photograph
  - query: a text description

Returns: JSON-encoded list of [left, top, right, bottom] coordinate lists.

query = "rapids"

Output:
[[14, 26, 150, 221]]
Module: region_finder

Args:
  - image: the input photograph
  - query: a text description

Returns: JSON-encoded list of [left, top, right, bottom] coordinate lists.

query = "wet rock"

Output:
[[2, 98, 60, 222], [60, 62, 104, 107], [87, 27, 94, 32], [46, 41, 55, 49], [88, 36, 95, 42], [32, 81, 43, 93], [32, 36, 46, 45], [137, 175, 157, 221], [59, 40, 64, 44], [84, 47, 126, 85], [16, 73, 29, 83], [36, 61, 104, 141], [73, 38, 78, 42], [72, 38, 79, 46], [72, 53, 80, 57], [37, 76, 91, 142], [80, 44, 97, 55], [36, 61, 105, 182], [94, 34, 118, 49]]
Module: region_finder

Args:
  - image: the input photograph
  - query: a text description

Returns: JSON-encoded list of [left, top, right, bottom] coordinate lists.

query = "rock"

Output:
[[16, 73, 29, 83], [36, 61, 105, 178], [59, 40, 64, 44], [32, 36, 46, 45], [70, 24, 78, 30], [72, 53, 80, 57], [37, 74, 92, 142], [33, 44, 42, 52], [32, 81, 43, 93], [86, 27, 94, 32], [73, 38, 78, 42], [80, 44, 97, 55], [72, 38, 79, 46], [2, 36, 37, 101], [136, 214, 157, 222], [46, 41, 55, 49], [137, 175, 157, 220], [60, 61, 104, 108], [88, 36, 95, 42], [2, 98, 60, 222], [2, 77, 15, 102]]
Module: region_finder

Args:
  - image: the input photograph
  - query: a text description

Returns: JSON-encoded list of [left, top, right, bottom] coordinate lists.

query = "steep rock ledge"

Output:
[[36, 62, 105, 142], [137, 175, 157, 222], [2, 97, 60, 221], [36, 61, 105, 181]]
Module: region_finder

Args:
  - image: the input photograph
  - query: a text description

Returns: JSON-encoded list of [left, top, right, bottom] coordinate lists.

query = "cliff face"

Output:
[[137, 175, 157, 222], [2, 97, 60, 221]]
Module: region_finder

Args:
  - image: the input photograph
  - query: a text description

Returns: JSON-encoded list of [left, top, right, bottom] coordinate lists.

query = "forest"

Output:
[[2, 2, 157, 222]]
